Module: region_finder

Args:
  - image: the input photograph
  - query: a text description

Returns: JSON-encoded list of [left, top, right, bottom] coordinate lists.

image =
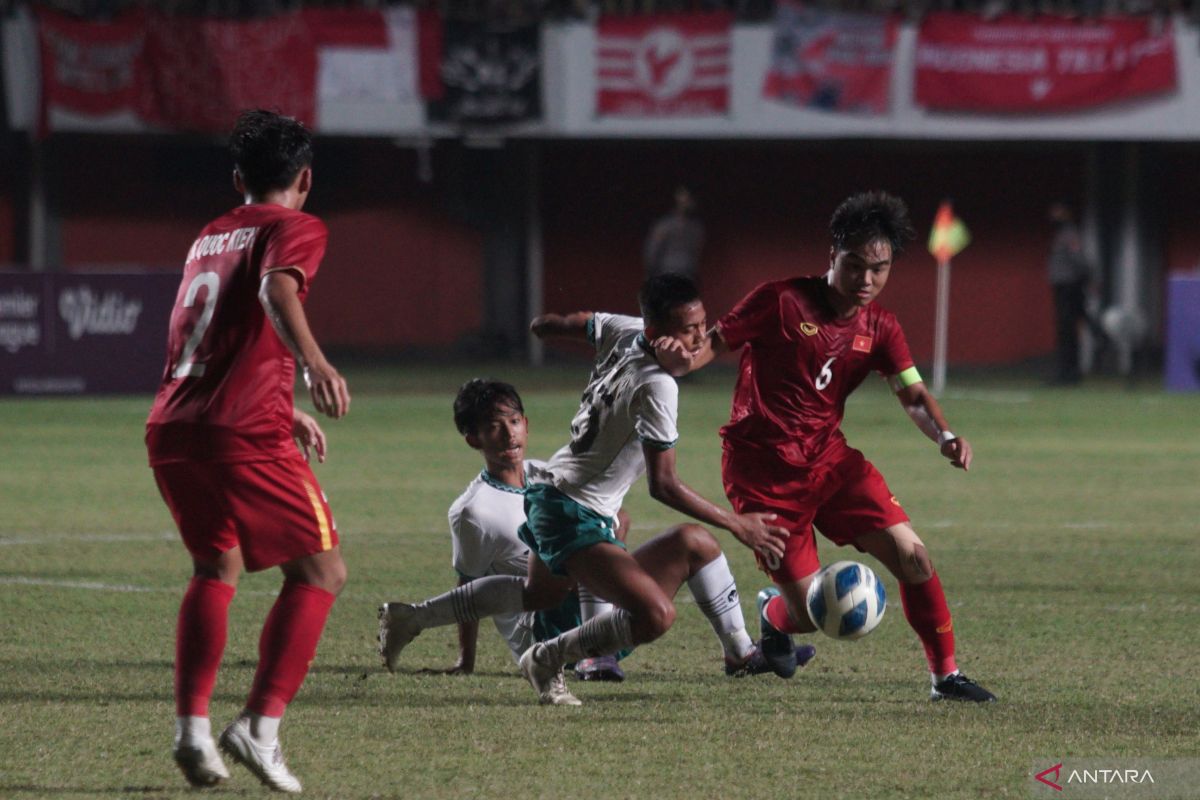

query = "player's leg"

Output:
[[520, 543, 672, 704], [856, 524, 994, 702], [379, 552, 573, 671], [217, 458, 344, 793], [573, 507, 629, 681], [154, 462, 238, 787], [629, 523, 761, 671]]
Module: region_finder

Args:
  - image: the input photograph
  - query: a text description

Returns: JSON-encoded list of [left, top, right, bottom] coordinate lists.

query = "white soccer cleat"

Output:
[[172, 736, 230, 787], [519, 643, 582, 706], [218, 716, 302, 794], [378, 602, 422, 673]]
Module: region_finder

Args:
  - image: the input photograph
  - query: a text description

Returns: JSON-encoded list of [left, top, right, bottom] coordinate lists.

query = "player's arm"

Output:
[[890, 370, 972, 471], [643, 444, 787, 558], [259, 270, 349, 419], [529, 311, 593, 342], [653, 325, 728, 378]]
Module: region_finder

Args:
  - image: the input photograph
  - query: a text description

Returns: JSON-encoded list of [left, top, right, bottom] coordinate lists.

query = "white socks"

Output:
[[175, 715, 212, 744], [544, 608, 635, 667], [411, 575, 525, 628], [686, 553, 755, 662], [576, 585, 614, 623], [247, 712, 281, 744]]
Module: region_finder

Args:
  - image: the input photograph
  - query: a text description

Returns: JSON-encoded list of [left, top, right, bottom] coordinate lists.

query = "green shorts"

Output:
[[518, 483, 625, 577]]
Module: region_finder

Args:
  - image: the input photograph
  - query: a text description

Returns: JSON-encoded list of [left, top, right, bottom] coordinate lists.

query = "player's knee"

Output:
[[320, 559, 349, 594], [674, 523, 721, 565], [636, 597, 676, 642], [902, 544, 934, 584]]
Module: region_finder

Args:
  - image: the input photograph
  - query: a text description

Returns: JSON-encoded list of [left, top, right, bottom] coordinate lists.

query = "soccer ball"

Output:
[[805, 560, 886, 640]]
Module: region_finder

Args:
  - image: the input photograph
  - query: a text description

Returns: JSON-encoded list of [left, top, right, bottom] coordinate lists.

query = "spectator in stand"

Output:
[[644, 186, 706, 287]]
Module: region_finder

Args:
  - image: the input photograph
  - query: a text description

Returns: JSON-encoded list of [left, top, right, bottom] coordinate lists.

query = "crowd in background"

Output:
[[6, 0, 1196, 22]]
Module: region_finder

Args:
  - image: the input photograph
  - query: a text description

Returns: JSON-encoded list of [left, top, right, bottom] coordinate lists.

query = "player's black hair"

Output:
[[453, 378, 525, 436], [639, 273, 700, 329], [229, 109, 313, 196], [830, 191, 916, 257]]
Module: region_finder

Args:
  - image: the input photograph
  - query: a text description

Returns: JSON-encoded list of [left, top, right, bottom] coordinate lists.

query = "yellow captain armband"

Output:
[[887, 366, 923, 393]]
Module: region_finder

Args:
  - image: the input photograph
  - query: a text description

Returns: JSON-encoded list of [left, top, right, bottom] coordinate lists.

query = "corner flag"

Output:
[[928, 201, 970, 263]]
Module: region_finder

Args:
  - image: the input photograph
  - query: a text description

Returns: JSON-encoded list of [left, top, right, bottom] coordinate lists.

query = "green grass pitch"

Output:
[[1, 364, 1197, 799]]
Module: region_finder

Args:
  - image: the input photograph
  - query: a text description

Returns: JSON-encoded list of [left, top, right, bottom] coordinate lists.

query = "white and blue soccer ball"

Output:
[[805, 560, 886, 640]]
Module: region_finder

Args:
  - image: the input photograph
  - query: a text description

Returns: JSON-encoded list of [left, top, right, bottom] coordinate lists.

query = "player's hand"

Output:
[[941, 435, 972, 471], [304, 360, 350, 419], [292, 409, 327, 463], [730, 512, 789, 560], [651, 336, 694, 377]]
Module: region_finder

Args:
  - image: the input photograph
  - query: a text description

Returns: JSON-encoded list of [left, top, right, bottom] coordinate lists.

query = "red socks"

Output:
[[899, 571, 958, 676], [765, 594, 806, 634], [246, 581, 336, 718], [175, 577, 236, 717]]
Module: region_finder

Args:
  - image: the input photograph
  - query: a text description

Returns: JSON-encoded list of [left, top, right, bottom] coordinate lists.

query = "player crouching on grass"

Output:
[[660, 191, 995, 703], [379, 378, 631, 683], [514, 275, 816, 706]]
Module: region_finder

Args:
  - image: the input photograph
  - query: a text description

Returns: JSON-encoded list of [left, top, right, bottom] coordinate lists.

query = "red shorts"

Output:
[[153, 457, 338, 572], [722, 443, 908, 583]]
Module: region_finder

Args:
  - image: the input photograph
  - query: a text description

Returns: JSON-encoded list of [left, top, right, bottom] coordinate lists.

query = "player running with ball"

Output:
[[667, 192, 996, 703]]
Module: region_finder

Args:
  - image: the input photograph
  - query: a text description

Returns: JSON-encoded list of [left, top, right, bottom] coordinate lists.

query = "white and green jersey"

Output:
[[448, 460, 544, 660], [536, 313, 679, 519]]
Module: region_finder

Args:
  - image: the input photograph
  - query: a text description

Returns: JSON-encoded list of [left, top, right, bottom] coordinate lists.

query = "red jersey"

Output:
[[146, 204, 327, 465], [717, 276, 914, 467]]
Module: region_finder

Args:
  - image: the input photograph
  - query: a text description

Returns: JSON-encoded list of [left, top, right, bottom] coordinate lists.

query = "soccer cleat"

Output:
[[172, 737, 229, 787], [519, 643, 582, 706], [757, 587, 799, 678], [218, 716, 302, 793], [574, 655, 626, 682], [378, 602, 422, 673], [930, 672, 997, 703], [725, 643, 817, 677]]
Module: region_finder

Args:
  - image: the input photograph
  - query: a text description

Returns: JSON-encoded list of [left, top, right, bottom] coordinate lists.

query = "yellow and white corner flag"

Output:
[[928, 201, 970, 263]]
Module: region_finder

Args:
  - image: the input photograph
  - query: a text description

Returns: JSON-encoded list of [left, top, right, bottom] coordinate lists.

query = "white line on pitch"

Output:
[[0, 532, 177, 546], [0, 576, 278, 597]]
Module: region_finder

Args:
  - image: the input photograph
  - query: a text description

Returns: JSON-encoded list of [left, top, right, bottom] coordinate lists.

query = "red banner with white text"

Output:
[[596, 13, 732, 117], [915, 13, 1177, 112]]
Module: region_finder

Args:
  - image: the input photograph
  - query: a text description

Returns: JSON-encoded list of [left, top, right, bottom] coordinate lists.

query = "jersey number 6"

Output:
[[815, 357, 836, 391]]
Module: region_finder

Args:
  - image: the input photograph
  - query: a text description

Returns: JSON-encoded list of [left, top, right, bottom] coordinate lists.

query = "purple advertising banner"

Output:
[[0, 272, 179, 394], [1165, 273, 1200, 392]]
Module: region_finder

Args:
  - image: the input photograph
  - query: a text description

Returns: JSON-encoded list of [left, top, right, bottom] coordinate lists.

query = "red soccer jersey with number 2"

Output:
[[717, 276, 914, 467], [146, 204, 327, 465]]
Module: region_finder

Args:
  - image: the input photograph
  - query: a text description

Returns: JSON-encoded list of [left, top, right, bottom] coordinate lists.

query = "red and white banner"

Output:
[[915, 13, 1177, 112], [308, 7, 427, 133], [35, 6, 146, 130], [32, 7, 438, 135], [596, 13, 732, 117], [763, 2, 896, 114]]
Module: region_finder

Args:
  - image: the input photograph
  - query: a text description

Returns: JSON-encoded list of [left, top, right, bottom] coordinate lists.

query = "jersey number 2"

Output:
[[815, 357, 836, 391], [172, 272, 220, 379]]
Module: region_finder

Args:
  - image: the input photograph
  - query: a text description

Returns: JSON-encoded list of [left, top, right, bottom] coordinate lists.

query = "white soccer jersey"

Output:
[[447, 460, 544, 660], [538, 313, 679, 518]]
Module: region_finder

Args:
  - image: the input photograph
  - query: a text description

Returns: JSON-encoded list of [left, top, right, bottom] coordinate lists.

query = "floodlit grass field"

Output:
[[2, 364, 1198, 799]]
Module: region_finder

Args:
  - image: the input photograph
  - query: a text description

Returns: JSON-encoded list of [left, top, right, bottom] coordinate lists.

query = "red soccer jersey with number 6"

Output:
[[717, 276, 914, 467], [146, 204, 326, 465]]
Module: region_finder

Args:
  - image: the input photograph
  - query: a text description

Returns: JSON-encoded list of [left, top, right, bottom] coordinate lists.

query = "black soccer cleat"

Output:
[[756, 587, 799, 678], [930, 672, 996, 703], [726, 643, 816, 677]]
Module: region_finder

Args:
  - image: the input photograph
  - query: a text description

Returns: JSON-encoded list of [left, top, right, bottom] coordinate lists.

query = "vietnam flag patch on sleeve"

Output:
[[852, 335, 872, 353]]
